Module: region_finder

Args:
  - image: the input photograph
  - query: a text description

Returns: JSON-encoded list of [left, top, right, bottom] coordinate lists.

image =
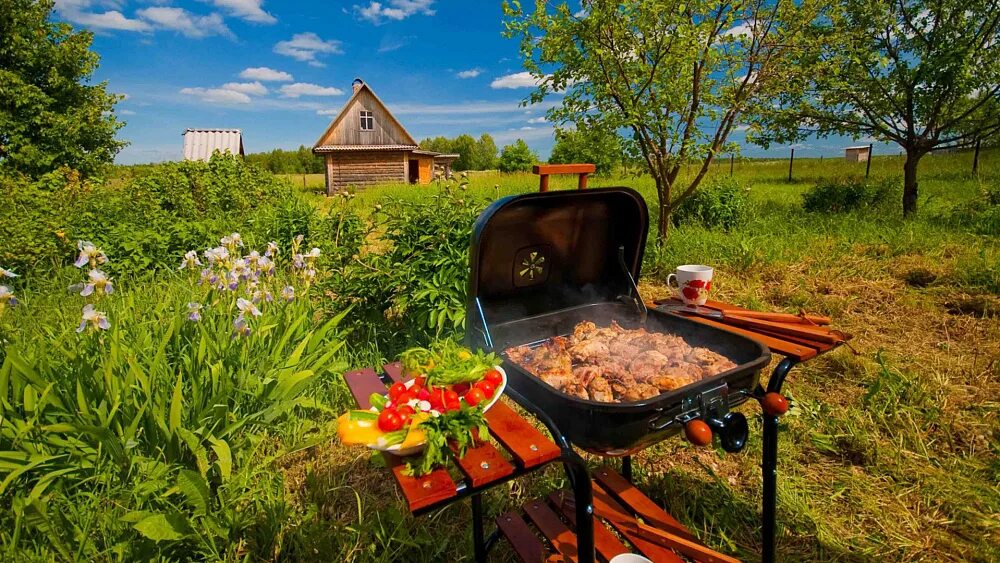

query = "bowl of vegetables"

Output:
[[337, 342, 505, 459]]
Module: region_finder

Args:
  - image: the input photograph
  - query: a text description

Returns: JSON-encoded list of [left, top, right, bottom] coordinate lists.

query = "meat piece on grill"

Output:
[[687, 347, 737, 372], [569, 338, 610, 364], [506, 338, 575, 391], [629, 350, 672, 383], [649, 362, 703, 391], [562, 380, 590, 400], [587, 375, 615, 402]]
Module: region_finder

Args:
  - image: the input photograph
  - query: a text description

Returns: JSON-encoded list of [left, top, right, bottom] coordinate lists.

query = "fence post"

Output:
[[865, 143, 873, 178], [973, 138, 981, 174], [787, 148, 795, 182], [729, 153, 734, 177]]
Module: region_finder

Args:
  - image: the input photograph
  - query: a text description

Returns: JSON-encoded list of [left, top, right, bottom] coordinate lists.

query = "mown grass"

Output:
[[281, 149, 1000, 561]]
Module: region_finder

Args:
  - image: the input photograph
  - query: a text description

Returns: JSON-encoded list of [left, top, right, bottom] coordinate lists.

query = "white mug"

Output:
[[666, 265, 714, 306], [610, 554, 653, 563]]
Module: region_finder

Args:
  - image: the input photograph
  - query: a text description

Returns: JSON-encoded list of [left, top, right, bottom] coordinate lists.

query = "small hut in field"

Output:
[[312, 78, 459, 195], [183, 128, 244, 161], [844, 145, 871, 162]]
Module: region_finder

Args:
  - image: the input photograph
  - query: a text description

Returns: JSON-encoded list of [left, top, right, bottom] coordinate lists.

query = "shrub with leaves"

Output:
[[0, 235, 350, 559], [802, 176, 900, 214], [671, 177, 753, 230]]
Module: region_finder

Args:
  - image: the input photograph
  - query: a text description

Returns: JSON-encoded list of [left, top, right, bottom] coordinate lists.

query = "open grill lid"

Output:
[[467, 187, 649, 344]]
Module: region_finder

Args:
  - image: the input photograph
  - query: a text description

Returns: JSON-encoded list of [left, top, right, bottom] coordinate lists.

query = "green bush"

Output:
[[942, 180, 1000, 236], [0, 155, 305, 277], [802, 176, 899, 213], [671, 177, 753, 230]]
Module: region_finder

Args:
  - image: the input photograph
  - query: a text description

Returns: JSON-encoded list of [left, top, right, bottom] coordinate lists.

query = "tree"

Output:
[[503, 0, 824, 239], [549, 127, 622, 175], [0, 0, 126, 177], [451, 134, 478, 171], [498, 139, 538, 172], [419, 136, 453, 154], [472, 133, 499, 170], [758, 0, 1000, 215]]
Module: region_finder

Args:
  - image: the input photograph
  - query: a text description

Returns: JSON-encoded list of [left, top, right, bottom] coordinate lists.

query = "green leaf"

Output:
[[133, 512, 193, 542], [176, 469, 211, 515], [169, 372, 183, 434], [208, 436, 232, 481]]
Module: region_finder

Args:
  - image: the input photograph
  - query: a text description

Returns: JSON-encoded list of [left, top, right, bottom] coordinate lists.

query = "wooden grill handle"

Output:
[[684, 419, 712, 446]]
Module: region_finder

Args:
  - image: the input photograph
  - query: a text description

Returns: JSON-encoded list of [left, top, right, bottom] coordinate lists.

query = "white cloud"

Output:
[[389, 99, 560, 116], [491, 72, 547, 89], [119, 109, 137, 115], [179, 87, 251, 104], [492, 125, 556, 144], [274, 32, 343, 67], [208, 0, 276, 24], [573, 9, 587, 18], [279, 82, 344, 98], [221, 81, 268, 95], [527, 116, 547, 124], [378, 34, 414, 53], [54, 0, 152, 32], [136, 7, 232, 39], [722, 20, 755, 38], [317, 108, 340, 116], [456, 68, 482, 79], [353, 0, 435, 25], [520, 126, 535, 130], [239, 67, 293, 82]]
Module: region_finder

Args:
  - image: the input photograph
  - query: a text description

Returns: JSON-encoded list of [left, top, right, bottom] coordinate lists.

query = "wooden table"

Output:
[[343, 362, 737, 562]]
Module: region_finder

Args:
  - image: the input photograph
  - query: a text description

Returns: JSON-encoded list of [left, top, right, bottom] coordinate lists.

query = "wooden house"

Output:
[[313, 79, 459, 194], [183, 128, 244, 161], [844, 145, 871, 162]]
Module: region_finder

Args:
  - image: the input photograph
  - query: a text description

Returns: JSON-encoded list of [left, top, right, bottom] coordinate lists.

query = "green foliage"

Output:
[[0, 0, 126, 177], [0, 254, 350, 559], [802, 176, 899, 214], [244, 145, 325, 174], [418, 133, 499, 170], [0, 155, 308, 277], [498, 139, 537, 173], [757, 0, 1000, 214], [671, 177, 753, 229], [503, 0, 825, 238], [941, 180, 1000, 236], [549, 126, 623, 175], [328, 180, 487, 349]]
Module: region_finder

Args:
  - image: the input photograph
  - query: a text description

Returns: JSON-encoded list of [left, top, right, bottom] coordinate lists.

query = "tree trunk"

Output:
[[655, 175, 671, 241], [902, 149, 922, 216]]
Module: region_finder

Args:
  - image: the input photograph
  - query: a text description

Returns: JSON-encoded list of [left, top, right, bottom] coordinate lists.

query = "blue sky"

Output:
[[55, 0, 894, 163]]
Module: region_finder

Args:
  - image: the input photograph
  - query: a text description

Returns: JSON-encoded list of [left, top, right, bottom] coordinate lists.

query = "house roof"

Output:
[[312, 81, 418, 149], [845, 145, 871, 150], [183, 129, 244, 161], [314, 144, 418, 152]]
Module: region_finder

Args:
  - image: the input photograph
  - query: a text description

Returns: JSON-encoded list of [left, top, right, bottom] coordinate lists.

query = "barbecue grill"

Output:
[[466, 186, 771, 456]]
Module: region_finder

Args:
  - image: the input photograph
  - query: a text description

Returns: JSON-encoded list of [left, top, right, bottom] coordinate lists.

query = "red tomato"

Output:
[[397, 405, 415, 418], [417, 388, 432, 401], [413, 376, 427, 388], [388, 382, 407, 400], [444, 390, 459, 404], [377, 409, 403, 431], [397, 391, 416, 404], [483, 369, 503, 387], [475, 380, 496, 398], [445, 400, 461, 412], [465, 388, 486, 407], [453, 383, 470, 395]]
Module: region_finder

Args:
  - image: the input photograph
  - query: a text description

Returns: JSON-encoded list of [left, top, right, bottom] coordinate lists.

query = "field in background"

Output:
[[280, 150, 1000, 561]]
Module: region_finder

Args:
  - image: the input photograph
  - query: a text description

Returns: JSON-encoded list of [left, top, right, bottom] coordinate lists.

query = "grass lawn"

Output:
[[280, 150, 1000, 561]]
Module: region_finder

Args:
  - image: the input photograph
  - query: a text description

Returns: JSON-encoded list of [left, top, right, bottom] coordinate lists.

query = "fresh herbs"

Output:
[[400, 340, 501, 388], [404, 406, 489, 477]]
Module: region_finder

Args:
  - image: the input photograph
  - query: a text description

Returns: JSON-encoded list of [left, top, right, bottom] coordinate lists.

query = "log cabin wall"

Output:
[[325, 151, 406, 194], [317, 89, 413, 147]]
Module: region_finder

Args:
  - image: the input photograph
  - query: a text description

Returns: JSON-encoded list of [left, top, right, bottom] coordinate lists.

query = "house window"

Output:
[[359, 110, 374, 131]]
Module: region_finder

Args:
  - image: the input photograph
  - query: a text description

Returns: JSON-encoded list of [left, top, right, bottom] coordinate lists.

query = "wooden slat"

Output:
[[485, 401, 561, 468], [589, 485, 685, 563], [344, 368, 388, 409], [532, 163, 596, 175], [383, 361, 404, 382], [619, 521, 741, 563], [451, 442, 515, 488], [660, 307, 818, 361], [524, 498, 579, 562], [548, 491, 629, 562], [593, 467, 698, 542], [390, 464, 457, 512], [497, 511, 548, 563]]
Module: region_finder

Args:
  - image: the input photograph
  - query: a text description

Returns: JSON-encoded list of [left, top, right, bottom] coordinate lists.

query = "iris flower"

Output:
[[0, 285, 17, 309], [281, 285, 295, 302], [304, 248, 321, 263], [232, 316, 251, 338], [70, 269, 114, 296], [179, 250, 202, 270], [204, 246, 229, 265], [0, 267, 17, 279], [77, 304, 110, 332], [74, 241, 108, 269], [186, 302, 202, 322], [245, 250, 261, 267], [265, 242, 279, 258], [221, 233, 243, 249], [257, 256, 275, 276], [251, 289, 273, 304], [236, 298, 261, 318]]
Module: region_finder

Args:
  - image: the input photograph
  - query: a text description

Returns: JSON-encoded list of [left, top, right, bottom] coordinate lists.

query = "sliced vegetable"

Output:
[[380, 428, 409, 447], [348, 410, 379, 421], [369, 393, 387, 410]]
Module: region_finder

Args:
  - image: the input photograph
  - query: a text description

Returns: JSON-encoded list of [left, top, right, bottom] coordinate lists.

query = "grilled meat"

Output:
[[506, 321, 736, 403]]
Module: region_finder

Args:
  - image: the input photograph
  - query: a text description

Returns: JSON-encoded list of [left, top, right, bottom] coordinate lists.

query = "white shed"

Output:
[[844, 145, 870, 162], [183, 129, 244, 161]]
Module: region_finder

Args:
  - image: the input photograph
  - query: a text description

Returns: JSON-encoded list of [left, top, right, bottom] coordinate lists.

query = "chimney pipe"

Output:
[[352, 78, 363, 94]]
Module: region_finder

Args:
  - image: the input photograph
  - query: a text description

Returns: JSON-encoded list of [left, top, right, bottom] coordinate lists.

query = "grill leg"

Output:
[[761, 358, 796, 563], [472, 493, 486, 563], [565, 455, 595, 563], [622, 455, 633, 483]]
